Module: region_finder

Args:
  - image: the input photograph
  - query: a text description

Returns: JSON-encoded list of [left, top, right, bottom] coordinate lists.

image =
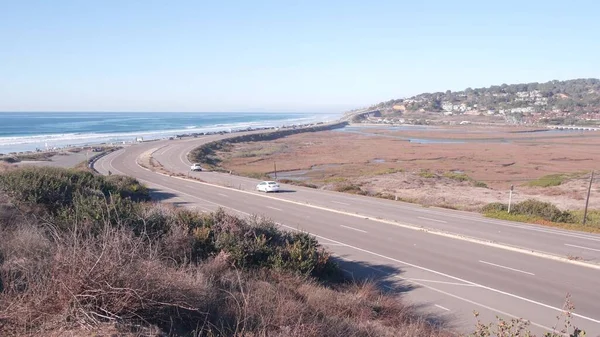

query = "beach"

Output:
[[0, 112, 340, 154]]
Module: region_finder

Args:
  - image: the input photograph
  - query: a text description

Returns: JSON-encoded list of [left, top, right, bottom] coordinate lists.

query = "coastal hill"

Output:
[[358, 78, 600, 125]]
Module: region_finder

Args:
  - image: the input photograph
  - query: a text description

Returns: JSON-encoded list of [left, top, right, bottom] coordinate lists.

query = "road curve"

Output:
[[95, 135, 600, 336]]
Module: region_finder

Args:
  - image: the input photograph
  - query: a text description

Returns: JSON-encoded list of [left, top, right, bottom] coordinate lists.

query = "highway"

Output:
[[95, 135, 600, 336]]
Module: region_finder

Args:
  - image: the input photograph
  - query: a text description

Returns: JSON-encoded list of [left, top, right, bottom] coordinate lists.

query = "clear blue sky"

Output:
[[1, 0, 599, 112]]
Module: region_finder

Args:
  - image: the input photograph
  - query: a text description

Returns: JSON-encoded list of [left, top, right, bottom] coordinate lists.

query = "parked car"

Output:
[[190, 163, 203, 171], [256, 181, 280, 193]]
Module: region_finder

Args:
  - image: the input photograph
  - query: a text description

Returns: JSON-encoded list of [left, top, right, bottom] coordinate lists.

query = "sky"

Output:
[[1, 0, 599, 113]]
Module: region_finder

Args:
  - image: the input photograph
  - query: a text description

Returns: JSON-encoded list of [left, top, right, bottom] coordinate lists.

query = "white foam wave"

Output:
[[0, 113, 341, 153]]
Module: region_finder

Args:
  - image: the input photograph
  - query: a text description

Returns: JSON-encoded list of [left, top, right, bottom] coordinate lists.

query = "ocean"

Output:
[[0, 112, 341, 154]]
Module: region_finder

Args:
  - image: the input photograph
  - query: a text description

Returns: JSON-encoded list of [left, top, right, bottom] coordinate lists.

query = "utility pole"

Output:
[[583, 171, 594, 226], [508, 184, 514, 213], [274, 161, 277, 180]]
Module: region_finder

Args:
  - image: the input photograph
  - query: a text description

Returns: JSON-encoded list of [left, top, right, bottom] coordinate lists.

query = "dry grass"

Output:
[[0, 212, 449, 337], [1, 166, 586, 336], [210, 126, 600, 211]]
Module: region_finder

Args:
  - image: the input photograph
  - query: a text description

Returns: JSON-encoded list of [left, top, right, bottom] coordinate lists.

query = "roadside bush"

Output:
[[0, 167, 149, 214], [481, 202, 508, 213], [482, 200, 580, 225], [512, 199, 568, 223], [568, 210, 600, 226], [103, 174, 150, 202], [335, 183, 367, 195], [278, 179, 318, 189]]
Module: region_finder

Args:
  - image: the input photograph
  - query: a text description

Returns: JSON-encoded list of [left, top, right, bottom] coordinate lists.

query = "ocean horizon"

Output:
[[0, 112, 341, 154]]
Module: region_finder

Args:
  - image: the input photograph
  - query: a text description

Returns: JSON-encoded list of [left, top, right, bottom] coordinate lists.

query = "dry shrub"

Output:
[[0, 226, 216, 335], [0, 217, 450, 337], [210, 271, 448, 337], [0, 167, 452, 336]]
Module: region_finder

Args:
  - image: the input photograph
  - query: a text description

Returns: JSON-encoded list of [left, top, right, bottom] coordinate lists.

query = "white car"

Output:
[[256, 181, 280, 193], [190, 163, 203, 171]]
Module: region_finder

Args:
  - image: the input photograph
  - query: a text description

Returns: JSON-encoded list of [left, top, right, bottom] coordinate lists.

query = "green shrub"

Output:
[[481, 202, 508, 213], [206, 210, 336, 278], [474, 181, 488, 188], [483, 210, 538, 223], [335, 183, 367, 195], [567, 210, 600, 226], [0, 167, 149, 214], [527, 174, 567, 187], [443, 171, 470, 182], [512, 199, 566, 222], [418, 170, 436, 178], [483, 199, 578, 224]]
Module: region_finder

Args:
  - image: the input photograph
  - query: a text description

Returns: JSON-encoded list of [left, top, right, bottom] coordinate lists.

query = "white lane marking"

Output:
[[478, 260, 535, 276], [128, 160, 600, 327], [424, 210, 600, 242], [140, 168, 600, 270], [180, 150, 189, 167], [108, 152, 125, 175], [418, 216, 448, 223], [267, 206, 282, 211], [158, 147, 171, 156], [137, 130, 600, 243], [278, 224, 600, 325], [218, 193, 228, 198], [332, 201, 350, 206], [357, 260, 557, 333], [434, 304, 450, 312], [408, 278, 476, 287], [134, 178, 249, 217], [384, 281, 557, 334], [340, 225, 367, 233], [565, 243, 600, 252]]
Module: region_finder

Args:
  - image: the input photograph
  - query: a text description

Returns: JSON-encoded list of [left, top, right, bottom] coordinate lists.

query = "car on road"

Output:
[[256, 181, 280, 193], [190, 163, 203, 171]]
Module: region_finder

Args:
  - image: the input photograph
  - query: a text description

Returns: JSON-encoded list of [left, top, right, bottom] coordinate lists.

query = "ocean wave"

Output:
[[0, 113, 341, 152]]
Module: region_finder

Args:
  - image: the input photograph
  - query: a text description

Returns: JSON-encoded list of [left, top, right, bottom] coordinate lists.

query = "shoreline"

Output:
[[0, 119, 341, 158], [0, 112, 342, 155]]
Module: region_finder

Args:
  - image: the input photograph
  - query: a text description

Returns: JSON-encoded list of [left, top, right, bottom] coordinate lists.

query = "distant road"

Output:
[[95, 132, 600, 336]]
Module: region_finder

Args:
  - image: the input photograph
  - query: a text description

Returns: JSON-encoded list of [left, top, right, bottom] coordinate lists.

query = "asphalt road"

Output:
[[95, 135, 600, 336]]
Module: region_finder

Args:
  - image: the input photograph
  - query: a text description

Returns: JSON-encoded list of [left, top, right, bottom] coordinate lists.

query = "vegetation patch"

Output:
[[473, 181, 489, 188], [277, 178, 318, 189], [231, 143, 288, 158], [526, 172, 586, 188], [481, 200, 600, 232], [334, 183, 367, 195], [322, 176, 348, 184], [370, 167, 404, 176], [189, 122, 348, 169], [418, 169, 437, 179], [0, 166, 588, 336], [443, 171, 471, 182]]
